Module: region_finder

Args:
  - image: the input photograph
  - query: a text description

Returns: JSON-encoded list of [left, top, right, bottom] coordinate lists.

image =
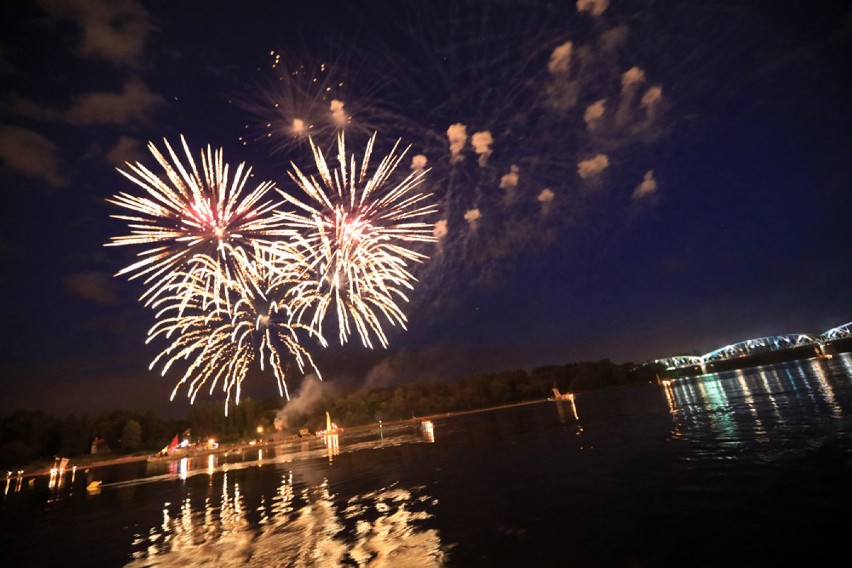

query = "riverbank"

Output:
[[9, 398, 560, 480]]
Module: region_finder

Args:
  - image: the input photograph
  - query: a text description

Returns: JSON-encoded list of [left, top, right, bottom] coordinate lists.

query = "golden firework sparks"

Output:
[[107, 135, 292, 305], [148, 244, 324, 414], [277, 132, 438, 348]]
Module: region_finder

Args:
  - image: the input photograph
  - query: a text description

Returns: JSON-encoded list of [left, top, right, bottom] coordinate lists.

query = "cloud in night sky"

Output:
[[410, 154, 428, 173], [433, 219, 448, 240], [106, 135, 145, 166], [471, 130, 493, 167], [0, 125, 66, 187], [615, 66, 646, 128], [538, 187, 555, 215], [64, 270, 118, 305], [38, 0, 154, 66], [600, 25, 628, 52], [464, 208, 481, 224], [576, 0, 609, 17], [621, 66, 646, 90], [548, 41, 573, 76], [11, 80, 165, 126], [447, 123, 468, 163], [577, 154, 609, 179], [584, 99, 606, 129], [632, 170, 657, 199]]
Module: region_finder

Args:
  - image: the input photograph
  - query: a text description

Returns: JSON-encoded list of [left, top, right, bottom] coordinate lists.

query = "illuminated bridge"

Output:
[[653, 321, 852, 375]]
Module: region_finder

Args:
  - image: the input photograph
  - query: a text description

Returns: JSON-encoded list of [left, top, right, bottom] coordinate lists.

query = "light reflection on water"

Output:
[[665, 354, 852, 462], [93, 424, 447, 566], [3, 354, 852, 566], [124, 467, 445, 566]]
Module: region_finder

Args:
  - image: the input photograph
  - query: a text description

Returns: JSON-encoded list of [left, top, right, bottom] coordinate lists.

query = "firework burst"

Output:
[[148, 244, 324, 413], [240, 50, 421, 161], [277, 132, 438, 348], [107, 135, 291, 305]]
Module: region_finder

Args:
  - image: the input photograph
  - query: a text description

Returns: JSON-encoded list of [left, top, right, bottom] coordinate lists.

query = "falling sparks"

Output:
[[147, 246, 324, 414]]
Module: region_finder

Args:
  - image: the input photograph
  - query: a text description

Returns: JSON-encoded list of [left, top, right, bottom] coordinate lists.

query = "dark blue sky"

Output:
[[1, 0, 850, 417]]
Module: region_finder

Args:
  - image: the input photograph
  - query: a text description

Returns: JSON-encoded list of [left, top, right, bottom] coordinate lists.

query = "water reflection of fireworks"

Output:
[[126, 469, 446, 566]]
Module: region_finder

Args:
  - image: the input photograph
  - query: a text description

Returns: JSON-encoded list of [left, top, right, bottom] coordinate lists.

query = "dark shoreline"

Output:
[[10, 397, 558, 479]]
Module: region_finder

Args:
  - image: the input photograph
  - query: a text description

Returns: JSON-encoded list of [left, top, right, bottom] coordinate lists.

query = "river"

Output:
[[3, 354, 851, 566]]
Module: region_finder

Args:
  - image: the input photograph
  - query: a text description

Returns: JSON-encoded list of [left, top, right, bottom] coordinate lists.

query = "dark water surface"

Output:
[[3, 355, 852, 566]]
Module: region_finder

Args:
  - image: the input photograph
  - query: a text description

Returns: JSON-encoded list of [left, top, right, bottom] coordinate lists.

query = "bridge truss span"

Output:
[[651, 321, 851, 372], [702, 334, 820, 362], [822, 322, 852, 341]]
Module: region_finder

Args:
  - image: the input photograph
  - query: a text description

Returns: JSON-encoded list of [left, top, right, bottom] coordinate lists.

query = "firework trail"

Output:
[[147, 244, 324, 413], [107, 135, 292, 305], [243, 1, 669, 312], [240, 49, 422, 161], [276, 132, 438, 349]]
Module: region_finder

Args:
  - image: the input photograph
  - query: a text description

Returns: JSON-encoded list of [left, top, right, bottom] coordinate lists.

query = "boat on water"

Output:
[[321, 411, 343, 436], [550, 387, 574, 401]]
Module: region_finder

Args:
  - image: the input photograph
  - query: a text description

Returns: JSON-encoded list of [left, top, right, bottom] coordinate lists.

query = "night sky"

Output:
[[1, 0, 850, 417]]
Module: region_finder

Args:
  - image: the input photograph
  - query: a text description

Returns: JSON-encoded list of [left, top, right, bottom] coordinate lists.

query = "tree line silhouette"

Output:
[[1, 359, 656, 468]]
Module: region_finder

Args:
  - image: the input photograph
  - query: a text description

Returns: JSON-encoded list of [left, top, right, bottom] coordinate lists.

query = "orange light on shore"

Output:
[[421, 420, 435, 443]]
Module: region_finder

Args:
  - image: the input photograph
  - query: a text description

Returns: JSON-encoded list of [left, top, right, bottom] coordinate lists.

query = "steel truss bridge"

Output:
[[654, 321, 852, 371]]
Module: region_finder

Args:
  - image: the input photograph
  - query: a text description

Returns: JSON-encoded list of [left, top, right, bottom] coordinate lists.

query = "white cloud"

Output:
[[447, 123, 467, 163], [641, 85, 663, 109], [0, 125, 66, 187], [12, 80, 165, 126], [584, 99, 606, 128], [330, 99, 347, 126], [614, 67, 648, 128], [548, 41, 573, 76], [577, 154, 609, 179], [106, 135, 144, 166], [410, 154, 428, 172], [537, 188, 555, 203], [471, 130, 493, 167], [499, 164, 519, 190], [600, 26, 629, 52], [433, 219, 448, 239], [64, 271, 117, 305], [500, 164, 520, 206], [464, 208, 481, 224], [39, 0, 153, 66], [632, 170, 657, 199], [538, 188, 555, 215], [621, 66, 646, 91], [577, 0, 610, 17]]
